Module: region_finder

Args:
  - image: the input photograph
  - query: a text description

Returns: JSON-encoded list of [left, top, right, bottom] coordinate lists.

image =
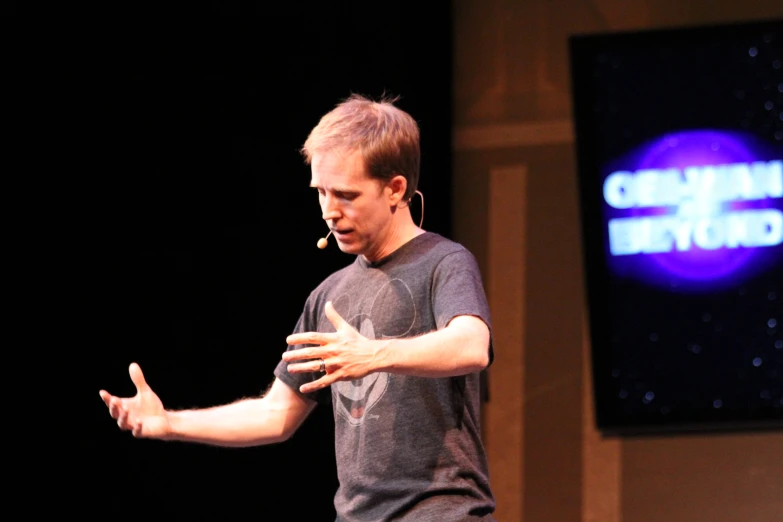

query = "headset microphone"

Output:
[[317, 230, 333, 249]]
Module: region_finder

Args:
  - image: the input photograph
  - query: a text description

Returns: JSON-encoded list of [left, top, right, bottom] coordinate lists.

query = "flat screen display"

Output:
[[569, 19, 783, 435]]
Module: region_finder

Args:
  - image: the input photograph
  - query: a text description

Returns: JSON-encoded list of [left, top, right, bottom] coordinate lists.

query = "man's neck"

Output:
[[363, 213, 424, 263]]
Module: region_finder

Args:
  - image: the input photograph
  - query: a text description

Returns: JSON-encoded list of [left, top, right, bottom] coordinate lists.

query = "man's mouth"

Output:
[[334, 228, 354, 238]]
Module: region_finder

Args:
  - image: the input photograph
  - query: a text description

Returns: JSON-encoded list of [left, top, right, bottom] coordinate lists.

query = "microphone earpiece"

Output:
[[317, 230, 332, 249]]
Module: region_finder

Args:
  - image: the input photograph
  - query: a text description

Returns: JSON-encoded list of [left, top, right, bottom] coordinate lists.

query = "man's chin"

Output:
[[336, 241, 360, 255]]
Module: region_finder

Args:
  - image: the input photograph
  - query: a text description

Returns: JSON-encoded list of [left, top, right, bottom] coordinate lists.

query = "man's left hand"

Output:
[[284, 301, 382, 394]]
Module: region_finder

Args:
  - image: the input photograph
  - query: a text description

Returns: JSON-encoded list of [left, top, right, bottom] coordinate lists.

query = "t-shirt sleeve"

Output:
[[432, 249, 494, 365], [273, 307, 333, 406]]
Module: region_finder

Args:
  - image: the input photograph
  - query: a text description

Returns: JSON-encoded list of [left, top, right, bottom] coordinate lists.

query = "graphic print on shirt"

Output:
[[331, 278, 417, 426]]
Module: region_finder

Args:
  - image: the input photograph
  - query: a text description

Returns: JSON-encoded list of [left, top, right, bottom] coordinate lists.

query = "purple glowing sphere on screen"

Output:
[[602, 129, 783, 291]]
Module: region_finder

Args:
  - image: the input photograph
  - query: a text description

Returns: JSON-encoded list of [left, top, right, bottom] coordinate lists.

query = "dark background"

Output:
[[570, 19, 783, 435], [28, 6, 454, 519]]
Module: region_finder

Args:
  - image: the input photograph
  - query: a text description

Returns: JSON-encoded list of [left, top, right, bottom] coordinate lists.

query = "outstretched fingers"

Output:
[[108, 396, 125, 420], [99, 390, 112, 408], [99, 362, 146, 419], [132, 421, 143, 438], [300, 371, 340, 394], [117, 409, 129, 429], [285, 331, 335, 347]]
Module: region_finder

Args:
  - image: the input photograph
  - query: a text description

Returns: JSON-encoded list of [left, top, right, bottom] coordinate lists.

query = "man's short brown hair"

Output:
[[301, 93, 420, 201]]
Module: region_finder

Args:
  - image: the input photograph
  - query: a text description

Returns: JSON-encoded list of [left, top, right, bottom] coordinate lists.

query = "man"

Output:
[[100, 94, 496, 521]]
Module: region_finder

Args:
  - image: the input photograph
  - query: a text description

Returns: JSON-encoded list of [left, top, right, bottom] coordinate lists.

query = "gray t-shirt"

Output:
[[275, 232, 496, 521]]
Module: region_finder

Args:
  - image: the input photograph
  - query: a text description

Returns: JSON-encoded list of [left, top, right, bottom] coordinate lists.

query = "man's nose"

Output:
[[321, 196, 341, 221], [322, 209, 341, 221]]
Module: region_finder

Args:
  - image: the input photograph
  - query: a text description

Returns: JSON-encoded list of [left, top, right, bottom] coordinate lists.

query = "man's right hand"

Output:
[[99, 362, 172, 439]]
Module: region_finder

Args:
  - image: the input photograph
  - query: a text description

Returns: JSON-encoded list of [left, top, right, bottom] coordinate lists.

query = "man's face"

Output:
[[310, 149, 394, 261]]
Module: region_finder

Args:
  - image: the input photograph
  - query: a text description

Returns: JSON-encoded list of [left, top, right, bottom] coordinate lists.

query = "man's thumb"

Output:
[[324, 301, 347, 328], [129, 362, 149, 393]]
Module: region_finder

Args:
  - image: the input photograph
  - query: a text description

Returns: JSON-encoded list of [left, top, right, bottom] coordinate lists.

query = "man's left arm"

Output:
[[283, 301, 490, 394], [372, 314, 490, 377]]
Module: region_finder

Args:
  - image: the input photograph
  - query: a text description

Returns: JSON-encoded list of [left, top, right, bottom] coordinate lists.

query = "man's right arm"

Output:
[[100, 364, 316, 447], [167, 378, 316, 447]]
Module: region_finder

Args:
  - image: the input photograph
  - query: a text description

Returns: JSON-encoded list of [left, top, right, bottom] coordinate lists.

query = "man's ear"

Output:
[[386, 175, 407, 206]]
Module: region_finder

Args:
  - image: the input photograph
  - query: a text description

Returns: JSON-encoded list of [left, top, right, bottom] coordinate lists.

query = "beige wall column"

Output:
[[485, 165, 528, 521]]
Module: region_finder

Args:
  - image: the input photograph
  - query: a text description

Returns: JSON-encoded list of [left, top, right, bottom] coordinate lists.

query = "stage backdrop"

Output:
[[79, 8, 453, 519]]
